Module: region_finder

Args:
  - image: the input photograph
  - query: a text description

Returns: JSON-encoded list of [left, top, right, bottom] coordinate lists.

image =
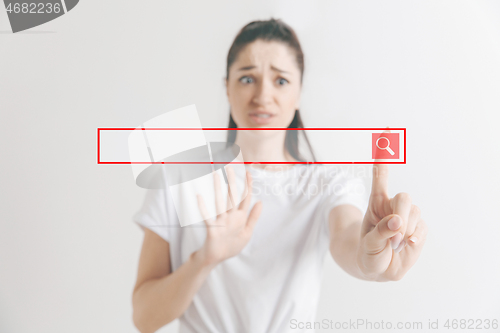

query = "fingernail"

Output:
[[409, 236, 418, 243], [388, 216, 401, 231], [395, 240, 406, 253], [390, 233, 402, 249]]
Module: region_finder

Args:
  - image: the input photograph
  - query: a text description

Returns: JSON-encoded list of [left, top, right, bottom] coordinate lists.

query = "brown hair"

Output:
[[225, 18, 316, 162]]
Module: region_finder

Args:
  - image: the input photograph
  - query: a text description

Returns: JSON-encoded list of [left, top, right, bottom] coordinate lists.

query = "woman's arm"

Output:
[[132, 228, 217, 333], [133, 169, 262, 333], [328, 204, 378, 281]]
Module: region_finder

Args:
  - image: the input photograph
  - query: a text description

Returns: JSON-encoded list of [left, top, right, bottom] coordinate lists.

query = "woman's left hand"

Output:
[[357, 163, 428, 281]]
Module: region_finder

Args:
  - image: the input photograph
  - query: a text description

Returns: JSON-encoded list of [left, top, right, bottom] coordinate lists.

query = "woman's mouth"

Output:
[[249, 112, 275, 124]]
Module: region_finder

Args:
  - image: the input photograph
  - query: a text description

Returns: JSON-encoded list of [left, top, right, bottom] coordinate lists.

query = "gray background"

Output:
[[1, 0, 499, 332]]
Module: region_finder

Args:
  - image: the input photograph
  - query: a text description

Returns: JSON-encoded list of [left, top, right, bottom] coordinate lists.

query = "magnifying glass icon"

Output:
[[376, 137, 395, 155]]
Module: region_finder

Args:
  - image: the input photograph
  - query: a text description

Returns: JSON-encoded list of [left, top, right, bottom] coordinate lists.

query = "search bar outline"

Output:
[[97, 127, 406, 165]]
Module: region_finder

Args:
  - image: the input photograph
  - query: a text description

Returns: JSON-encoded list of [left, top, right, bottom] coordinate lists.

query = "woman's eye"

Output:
[[239, 76, 254, 84], [277, 78, 289, 85]]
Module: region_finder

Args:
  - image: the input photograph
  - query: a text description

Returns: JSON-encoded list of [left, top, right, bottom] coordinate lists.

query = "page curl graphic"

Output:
[[128, 105, 248, 227]]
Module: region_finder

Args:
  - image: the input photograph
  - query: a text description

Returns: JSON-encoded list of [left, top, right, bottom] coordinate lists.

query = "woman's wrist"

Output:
[[355, 255, 378, 281], [191, 248, 220, 271], [356, 251, 392, 282]]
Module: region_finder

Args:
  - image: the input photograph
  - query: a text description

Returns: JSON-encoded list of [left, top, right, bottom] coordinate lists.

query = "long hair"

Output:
[[225, 18, 316, 162]]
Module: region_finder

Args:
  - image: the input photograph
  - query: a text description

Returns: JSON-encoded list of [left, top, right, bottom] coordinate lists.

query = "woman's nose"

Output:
[[252, 80, 273, 106]]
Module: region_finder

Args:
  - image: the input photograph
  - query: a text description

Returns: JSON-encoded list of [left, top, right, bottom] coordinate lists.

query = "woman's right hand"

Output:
[[196, 166, 262, 267]]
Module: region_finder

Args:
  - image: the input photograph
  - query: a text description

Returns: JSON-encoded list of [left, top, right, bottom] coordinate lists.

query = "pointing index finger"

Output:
[[371, 128, 391, 197]]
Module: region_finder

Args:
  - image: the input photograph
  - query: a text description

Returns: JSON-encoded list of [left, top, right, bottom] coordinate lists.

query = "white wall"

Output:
[[1, 1, 499, 332]]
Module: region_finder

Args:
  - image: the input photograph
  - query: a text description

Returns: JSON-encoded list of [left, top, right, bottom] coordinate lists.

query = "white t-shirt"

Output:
[[133, 164, 367, 333]]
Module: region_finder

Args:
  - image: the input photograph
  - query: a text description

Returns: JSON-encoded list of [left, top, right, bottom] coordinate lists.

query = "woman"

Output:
[[132, 19, 427, 333]]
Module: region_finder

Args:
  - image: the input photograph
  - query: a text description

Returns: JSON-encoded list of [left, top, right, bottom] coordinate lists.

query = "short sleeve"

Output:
[[319, 168, 369, 237], [132, 187, 179, 243]]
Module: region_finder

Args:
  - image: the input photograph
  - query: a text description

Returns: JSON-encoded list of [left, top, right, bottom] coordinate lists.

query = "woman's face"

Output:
[[226, 40, 302, 129]]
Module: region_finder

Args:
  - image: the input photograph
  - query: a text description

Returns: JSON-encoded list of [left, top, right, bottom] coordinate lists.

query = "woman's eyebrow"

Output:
[[237, 65, 256, 71], [271, 65, 289, 74], [236, 65, 290, 74]]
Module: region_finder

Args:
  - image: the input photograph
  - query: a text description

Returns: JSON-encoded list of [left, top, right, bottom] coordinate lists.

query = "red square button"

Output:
[[372, 133, 400, 159]]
